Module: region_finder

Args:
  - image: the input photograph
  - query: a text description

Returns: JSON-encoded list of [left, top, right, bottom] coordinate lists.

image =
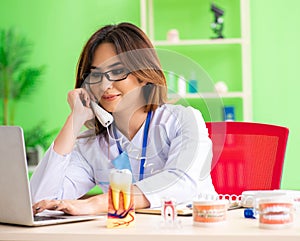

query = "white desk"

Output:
[[0, 209, 300, 241]]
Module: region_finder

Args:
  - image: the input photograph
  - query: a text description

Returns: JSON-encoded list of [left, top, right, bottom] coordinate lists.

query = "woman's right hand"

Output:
[[67, 88, 94, 122], [53, 88, 95, 155]]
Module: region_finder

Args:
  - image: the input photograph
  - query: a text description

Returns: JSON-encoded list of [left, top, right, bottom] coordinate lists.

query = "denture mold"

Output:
[[258, 197, 294, 229], [193, 199, 229, 226]]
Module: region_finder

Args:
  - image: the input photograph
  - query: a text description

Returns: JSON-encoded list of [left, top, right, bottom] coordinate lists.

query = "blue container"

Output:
[[223, 106, 235, 121], [188, 79, 198, 93]]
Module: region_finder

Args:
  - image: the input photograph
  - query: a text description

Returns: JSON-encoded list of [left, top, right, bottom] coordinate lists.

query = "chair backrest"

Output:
[[206, 122, 289, 196]]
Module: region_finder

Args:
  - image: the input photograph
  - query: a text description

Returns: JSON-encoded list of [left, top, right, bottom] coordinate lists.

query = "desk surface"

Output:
[[1, 209, 300, 241]]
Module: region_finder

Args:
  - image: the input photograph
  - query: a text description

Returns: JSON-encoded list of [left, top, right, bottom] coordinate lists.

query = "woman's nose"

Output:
[[100, 76, 113, 91]]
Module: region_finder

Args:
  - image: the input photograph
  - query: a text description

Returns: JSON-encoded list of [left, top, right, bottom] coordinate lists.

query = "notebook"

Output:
[[136, 204, 193, 216], [0, 126, 102, 226]]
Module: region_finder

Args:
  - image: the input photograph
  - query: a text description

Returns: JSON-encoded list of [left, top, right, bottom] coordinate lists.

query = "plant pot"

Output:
[[26, 145, 43, 166]]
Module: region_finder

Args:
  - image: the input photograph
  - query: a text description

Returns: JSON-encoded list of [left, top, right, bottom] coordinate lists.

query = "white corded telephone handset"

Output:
[[90, 100, 114, 127]]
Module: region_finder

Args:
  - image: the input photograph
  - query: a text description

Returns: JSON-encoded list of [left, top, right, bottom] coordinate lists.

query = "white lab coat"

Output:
[[30, 104, 216, 207]]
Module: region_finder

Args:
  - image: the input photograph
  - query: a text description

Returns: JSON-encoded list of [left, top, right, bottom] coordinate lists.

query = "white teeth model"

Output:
[[262, 206, 291, 214], [109, 169, 132, 210]]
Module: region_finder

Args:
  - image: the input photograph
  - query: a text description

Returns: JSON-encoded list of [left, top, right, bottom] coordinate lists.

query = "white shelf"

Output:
[[140, 0, 252, 121], [168, 92, 244, 99], [154, 38, 243, 46]]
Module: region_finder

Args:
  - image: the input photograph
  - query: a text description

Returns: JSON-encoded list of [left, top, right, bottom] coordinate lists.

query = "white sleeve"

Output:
[[136, 106, 216, 208], [30, 142, 95, 203]]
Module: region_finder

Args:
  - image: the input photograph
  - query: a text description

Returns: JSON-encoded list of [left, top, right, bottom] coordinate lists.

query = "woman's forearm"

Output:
[[54, 89, 94, 155], [53, 113, 86, 155], [133, 185, 150, 209], [84, 186, 150, 215]]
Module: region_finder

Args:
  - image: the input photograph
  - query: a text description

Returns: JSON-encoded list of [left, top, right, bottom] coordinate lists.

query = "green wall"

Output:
[[0, 0, 140, 131], [0, 0, 299, 190], [250, 0, 300, 190]]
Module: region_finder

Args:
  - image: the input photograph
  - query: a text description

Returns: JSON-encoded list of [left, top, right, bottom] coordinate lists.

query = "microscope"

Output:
[[210, 3, 225, 39]]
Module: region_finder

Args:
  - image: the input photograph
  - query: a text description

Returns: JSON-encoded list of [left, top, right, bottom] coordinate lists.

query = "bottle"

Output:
[[167, 71, 177, 94], [177, 75, 186, 95], [223, 106, 235, 121], [188, 72, 198, 93]]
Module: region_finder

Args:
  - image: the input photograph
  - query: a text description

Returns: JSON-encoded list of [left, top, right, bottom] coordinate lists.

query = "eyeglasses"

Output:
[[83, 67, 131, 85]]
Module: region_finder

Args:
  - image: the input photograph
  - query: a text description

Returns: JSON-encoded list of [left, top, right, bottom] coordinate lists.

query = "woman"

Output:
[[30, 22, 216, 215]]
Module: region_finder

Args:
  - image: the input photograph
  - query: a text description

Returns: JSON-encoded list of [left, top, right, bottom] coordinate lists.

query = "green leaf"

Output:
[[0, 27, 44, 125], [12, 66, 45, 100], [0, 28, 32, 70], [24, 121, 59, 150]]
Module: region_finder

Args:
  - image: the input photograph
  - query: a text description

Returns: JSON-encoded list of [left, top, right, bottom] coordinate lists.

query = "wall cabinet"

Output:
[[140, 0, 252, 121]]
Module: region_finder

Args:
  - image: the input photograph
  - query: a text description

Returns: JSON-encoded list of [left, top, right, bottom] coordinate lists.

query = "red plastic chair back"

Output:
[[206, 122, 289, 196]]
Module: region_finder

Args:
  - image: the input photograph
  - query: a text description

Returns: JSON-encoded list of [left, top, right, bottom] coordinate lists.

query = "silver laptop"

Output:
[[0, 126, 102, 226]]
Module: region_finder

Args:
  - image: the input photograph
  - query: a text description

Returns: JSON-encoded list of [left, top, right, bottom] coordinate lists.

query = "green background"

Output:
[[0, 0, 299, 190]]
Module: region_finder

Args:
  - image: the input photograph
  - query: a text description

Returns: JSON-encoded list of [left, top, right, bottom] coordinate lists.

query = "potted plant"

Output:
[[0, 28, 55, 165], [24, 122, 58, 166]]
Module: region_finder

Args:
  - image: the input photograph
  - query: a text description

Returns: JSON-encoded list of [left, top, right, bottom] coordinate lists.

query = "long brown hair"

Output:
[[75, 22, 167, 135]]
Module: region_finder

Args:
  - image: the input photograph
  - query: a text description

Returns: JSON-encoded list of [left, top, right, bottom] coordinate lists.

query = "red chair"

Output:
[[206, 122, 289, 196]]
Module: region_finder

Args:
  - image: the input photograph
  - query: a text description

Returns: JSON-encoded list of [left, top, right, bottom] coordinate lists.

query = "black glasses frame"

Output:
[[82, 67, 131, 85]]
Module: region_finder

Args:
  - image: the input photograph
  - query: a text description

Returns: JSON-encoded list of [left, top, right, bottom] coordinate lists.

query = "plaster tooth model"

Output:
[[109, 169, 132, 210], [107, 169, 135, 228]]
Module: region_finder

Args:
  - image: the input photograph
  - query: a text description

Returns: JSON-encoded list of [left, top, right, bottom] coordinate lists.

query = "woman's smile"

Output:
[[101, 93, 121, 101]]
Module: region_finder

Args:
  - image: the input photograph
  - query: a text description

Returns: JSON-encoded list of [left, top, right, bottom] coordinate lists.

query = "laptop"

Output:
[[0, 126, 103, 226]]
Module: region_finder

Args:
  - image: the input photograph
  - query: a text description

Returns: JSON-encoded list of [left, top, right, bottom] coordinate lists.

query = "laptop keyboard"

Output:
[[34, 215, 67, 221]]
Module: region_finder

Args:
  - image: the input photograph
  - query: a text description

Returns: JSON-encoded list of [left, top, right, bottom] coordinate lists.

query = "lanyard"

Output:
[[112, 111, 152, 181]]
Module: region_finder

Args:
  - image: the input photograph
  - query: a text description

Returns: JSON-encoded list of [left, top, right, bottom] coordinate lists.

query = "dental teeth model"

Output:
[[110, 169, 132, 210], [107, 169, 135, 228], [258, 197, 294, 229], [193, 199, 229, 226], [161, 199, 177, 227]]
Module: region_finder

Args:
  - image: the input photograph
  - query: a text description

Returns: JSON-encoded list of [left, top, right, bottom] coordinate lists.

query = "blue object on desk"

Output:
[[186, 203, 192, 209], [244, 208, 256, 219]]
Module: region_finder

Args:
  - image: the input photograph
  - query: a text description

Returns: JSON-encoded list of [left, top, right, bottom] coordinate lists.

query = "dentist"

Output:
[[30, 22, 216, 215]]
